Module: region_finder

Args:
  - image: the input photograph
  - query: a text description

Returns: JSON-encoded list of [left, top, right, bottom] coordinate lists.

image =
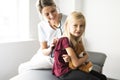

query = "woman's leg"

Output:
[[90, 70, 107, 80], [59, 70, 100, 80]]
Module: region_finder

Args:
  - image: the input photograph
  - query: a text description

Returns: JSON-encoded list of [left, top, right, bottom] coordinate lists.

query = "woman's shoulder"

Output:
[[38, 20, 49, 30], [38, 20, 48, 26], [61, 13, 67, 20], [61, 13, 67, 17]]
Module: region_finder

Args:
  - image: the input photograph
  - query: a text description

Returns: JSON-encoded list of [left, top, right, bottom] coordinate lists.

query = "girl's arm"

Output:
[[79, 39, 88, 58], [66, 47, 88, 68]]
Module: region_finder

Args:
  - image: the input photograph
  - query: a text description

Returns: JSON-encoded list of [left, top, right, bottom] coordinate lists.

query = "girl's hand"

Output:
[[82, 51, 89, 62], [62, 54, 71, 62]]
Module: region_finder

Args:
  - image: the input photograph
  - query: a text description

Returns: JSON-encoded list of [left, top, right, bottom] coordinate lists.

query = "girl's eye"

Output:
[[73, 25, 77, 27], [80, 25, 83, 27], [80, 25, 85, 30]]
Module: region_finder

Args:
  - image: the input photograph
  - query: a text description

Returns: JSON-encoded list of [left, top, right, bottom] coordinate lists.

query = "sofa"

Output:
[[10, 51, 107, 80]]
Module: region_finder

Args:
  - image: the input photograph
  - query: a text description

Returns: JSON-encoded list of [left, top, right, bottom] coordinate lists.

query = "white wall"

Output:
[[83, 0, 120, 79], [58, 0, 120, 79], [0, 0, 40, 80], [30, 0, 40, 39], [57, 0, 84, 15]]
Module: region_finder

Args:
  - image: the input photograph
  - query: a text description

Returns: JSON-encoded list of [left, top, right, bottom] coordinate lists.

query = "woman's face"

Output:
[[41, 6, 58, 22], [68, 18, 85, 38]]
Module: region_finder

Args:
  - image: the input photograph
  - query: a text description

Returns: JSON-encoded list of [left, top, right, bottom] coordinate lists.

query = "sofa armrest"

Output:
[[87, 51, 107, 72]]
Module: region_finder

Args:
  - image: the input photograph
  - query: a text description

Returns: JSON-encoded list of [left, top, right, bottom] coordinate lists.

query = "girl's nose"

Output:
[[77, 26, 80, 31]]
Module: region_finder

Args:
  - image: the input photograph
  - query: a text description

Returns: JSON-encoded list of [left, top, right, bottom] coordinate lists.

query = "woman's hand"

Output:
[[50, 38, 58, 49], [62, 54, 71, 62], [40, 38, 58, 56]]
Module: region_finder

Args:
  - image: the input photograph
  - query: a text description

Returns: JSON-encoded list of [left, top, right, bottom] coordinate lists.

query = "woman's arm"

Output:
[[40, 41, 53, 56], [40, 38, 58, 56], [66, 47, 88, 68]]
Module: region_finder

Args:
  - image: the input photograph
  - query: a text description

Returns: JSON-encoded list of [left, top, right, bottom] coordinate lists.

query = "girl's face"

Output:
[[41, 6, 58, 23], [68, 18, 85, 38]]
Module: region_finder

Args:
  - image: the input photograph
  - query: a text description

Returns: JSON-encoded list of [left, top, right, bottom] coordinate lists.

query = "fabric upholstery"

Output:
[[10, 51, 107, 80]]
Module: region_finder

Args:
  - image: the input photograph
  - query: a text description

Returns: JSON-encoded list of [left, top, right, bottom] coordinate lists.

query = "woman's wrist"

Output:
[[48, 47, 52, 52]]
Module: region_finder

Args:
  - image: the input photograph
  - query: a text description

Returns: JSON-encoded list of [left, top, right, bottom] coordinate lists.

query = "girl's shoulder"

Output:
[[58, 37, 69, 44], [55, 37, 70, 50], [59, 36, 68, 40]]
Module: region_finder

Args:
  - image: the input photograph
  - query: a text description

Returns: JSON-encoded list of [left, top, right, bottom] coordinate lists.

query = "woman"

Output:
[[18, 0, 67, 73]]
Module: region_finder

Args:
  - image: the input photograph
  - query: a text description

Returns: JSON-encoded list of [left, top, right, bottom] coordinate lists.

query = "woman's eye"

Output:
[[51, 9, 56, 13], [45, 13, 49, 16]]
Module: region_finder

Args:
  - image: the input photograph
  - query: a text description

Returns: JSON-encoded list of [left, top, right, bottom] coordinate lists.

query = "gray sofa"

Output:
[[10, 51, 107, 80]]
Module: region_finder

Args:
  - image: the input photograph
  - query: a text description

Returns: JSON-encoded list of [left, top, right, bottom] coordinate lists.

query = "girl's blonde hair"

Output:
[[63, 11, 86, 47]]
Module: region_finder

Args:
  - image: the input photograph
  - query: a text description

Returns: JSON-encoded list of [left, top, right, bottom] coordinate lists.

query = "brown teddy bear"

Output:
[[69, 41, 93, 73]]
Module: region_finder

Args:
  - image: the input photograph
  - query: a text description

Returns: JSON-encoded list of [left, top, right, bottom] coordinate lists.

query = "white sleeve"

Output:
[[38, 22, 47, 42]]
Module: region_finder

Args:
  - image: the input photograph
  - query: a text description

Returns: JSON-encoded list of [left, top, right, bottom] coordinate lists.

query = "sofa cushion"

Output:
[[92, 64, 102, 73], [10, 69, 60, 80], [10, 51, 107, 80]]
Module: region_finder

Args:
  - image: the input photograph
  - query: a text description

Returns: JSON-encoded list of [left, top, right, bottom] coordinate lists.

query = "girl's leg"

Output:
[[90, 70, 107, 80], [59, 70, 100, 80]]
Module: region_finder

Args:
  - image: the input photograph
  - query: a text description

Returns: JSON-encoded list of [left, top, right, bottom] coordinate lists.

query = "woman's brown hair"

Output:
[[36, 0, 56, 13]]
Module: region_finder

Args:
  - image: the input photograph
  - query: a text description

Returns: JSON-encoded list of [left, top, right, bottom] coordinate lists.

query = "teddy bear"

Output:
[[69, 41, 93, 73]]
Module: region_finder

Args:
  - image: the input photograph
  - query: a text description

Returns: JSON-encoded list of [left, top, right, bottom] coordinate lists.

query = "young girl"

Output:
[[52, 11, 107, 80]]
